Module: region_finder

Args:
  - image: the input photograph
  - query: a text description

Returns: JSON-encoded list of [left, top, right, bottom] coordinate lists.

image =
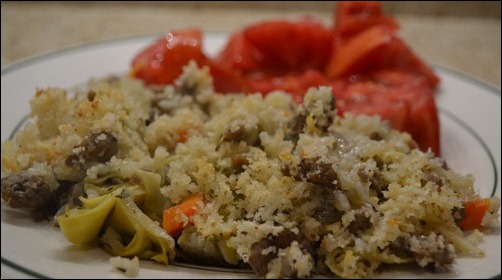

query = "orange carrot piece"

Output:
[[459, 198, 490, 230], [162, 193, 204, 237], [176, 128, 189, 144]]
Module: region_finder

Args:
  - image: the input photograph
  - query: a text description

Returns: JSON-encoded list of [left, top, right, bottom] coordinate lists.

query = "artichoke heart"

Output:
[[57, 169, 175, 264], [102, 195, 175, 264], [58, 190, 118, 245]]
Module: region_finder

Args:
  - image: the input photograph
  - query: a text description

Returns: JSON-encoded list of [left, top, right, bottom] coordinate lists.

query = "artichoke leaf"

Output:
[[133, 169, 165, 217], [102, 195, 176, 264], [83, 169, 164, 217]]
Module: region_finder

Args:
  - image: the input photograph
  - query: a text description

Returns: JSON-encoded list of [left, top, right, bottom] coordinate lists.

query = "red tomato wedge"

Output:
[[128, 1, 442, 155], [334, 70, 440, 155], [246, 69, 330, 104], [215, 31, 264, 73], [205, 58, 248, 93], [131, 29, 206, 85], [326, 26, 440, 89], [242, 19, 333, 73], [131, 28, 244, 93], [383, 38, 441, 88], [326, 25, 394, 78]]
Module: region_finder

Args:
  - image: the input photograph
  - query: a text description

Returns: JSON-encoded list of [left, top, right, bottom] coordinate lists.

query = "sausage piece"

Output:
[[282, 156, 340, 189], [248, 229, 314, 278], [66, 132, 118, 169], [1, 170, 55, 210], [389, 232, 455, 272], [1, 169, 85, 222]]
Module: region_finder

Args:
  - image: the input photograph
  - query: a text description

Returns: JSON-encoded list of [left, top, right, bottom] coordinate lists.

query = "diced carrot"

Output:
[[176, 128, 189, 144], [162, 193, 204, 237], [175, 125, 202, 144], [459, 198, 490, 230]]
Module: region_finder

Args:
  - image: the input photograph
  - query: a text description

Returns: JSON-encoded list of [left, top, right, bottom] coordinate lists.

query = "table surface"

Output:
[[1, 1, 500, 88]]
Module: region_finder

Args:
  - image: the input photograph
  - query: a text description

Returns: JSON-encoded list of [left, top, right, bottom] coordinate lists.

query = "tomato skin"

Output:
[[205, 58, 248, 93], [367, 38, 440, 88], [215, 19, 334, 98], [131, 29, 206, 85], [243, 18, 333, 73], [215, 31, 264, 73], [335, 80, 411, 131], [326, 25, 440, 89], [409, 89, 440, 155]]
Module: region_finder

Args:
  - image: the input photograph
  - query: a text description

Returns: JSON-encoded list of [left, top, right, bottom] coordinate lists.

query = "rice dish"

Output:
[[1, 61, 500, 278]]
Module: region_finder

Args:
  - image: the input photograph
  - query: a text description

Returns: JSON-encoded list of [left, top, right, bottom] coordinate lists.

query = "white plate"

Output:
[[1, 33, 501, 279]]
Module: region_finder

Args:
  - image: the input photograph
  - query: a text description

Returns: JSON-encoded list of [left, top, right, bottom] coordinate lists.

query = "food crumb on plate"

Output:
[[109, 256, 139, 277]]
